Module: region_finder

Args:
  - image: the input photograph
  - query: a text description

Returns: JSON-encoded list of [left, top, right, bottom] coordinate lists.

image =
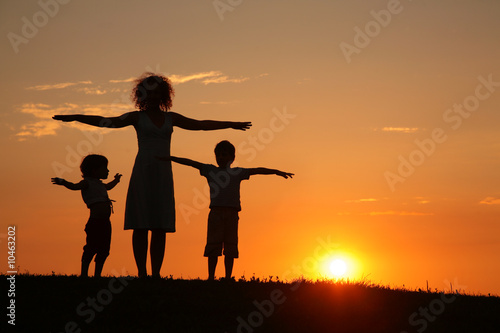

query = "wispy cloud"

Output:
[[199, 101, 236, 105], [109, 77, 136, 83], [335, 210, 433, 216], [109, 71, 247, 85], [78, 103, 132, 115], [169, 71, 221, 84], [479, 197, 500, 205], [16, 103, 70, 140], [18, 70, 251, 140], [19, 103, 76, 119], [375, 127, 421, 133], [26, 81, 92, 91], [414, 197, 430, 204], [26, 71, 251, 95], [16, 121, 61, 141], [366, 211, 433, 216], [344, 198, 378, 203], [15, 102, 132, 140], [202, 75, 249, 85], [169, 71, 249, 85], [77, 87, 107, 95], [109, 71, 232, 84]]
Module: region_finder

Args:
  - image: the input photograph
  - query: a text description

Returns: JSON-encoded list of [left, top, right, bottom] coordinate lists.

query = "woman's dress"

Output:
[[124, 111, 175, 232]]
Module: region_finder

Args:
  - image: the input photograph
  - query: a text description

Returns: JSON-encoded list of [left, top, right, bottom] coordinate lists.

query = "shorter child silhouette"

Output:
[[52, 154, 122, 277], [159, 140, 293, 280]]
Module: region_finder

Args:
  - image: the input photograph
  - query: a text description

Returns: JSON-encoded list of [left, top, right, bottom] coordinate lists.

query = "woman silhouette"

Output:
[[53, 73, 251, 277]]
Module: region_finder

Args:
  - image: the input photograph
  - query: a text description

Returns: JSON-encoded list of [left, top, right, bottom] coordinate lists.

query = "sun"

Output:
[[329, 259, 348, 278], [317, 252, 360, 280]]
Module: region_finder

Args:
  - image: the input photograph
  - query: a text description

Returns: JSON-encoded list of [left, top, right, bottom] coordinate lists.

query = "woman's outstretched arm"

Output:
[[52, 112, 138, 128], [170, 112, 251, 131]]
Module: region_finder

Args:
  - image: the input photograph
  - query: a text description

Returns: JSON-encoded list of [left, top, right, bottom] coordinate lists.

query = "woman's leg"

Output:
[[132, 229, 148, 277], [150, 229, 166, 277]]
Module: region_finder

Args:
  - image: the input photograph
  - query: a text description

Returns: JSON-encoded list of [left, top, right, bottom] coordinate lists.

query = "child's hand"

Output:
[[114, 173, 122, 182], [278, 171, 294, 179], [232, 121, 252, 131], [52, 115, 74, 122], [51, 177, 65, 185]]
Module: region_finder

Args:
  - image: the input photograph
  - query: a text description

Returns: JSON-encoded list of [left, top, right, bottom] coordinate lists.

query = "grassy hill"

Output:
[[3, 274, 500, 333]]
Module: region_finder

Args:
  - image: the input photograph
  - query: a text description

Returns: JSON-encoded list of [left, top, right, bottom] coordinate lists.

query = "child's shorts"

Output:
[[82, 217, 112, 261], [204, 207, 239, 258]]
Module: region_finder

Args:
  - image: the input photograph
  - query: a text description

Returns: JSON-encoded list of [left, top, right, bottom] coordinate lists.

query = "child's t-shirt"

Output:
[[199, 164, 251, 211], [81, 177, 111, 208]]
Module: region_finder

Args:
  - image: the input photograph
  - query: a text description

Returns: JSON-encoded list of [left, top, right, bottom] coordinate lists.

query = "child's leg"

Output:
[[150, 229, 166, 278], [94, 256, 107, 278], [81, 255, 92, 277], [132, 229, 148, 277], [82, 220, 96, 277], [94, 247, 110, 277], [224, 256, 234, 279], [94, 220, 111, 278], [223, 210, 239, 280], [208, 256, 218, 280], [205, 209, 224, 280]]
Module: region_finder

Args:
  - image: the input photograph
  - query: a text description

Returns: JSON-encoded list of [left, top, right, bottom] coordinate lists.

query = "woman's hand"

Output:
[[52, 115, 75, 122]]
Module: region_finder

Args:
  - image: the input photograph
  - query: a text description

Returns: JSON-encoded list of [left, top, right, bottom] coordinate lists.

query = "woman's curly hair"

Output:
[[132, 73, 175, 111]]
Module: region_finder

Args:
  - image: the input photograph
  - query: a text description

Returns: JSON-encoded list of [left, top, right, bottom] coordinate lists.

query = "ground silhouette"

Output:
[[6, 274, 500, 333]]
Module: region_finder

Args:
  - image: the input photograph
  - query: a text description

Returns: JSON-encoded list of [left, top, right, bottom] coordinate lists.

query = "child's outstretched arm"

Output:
[[248, 168, 294, 179], [51, 178, 88, 190], [52, 112, 138, 129], [105, 173, 122, 190], [170, 112, 251, 131], [157, 156, 204, 171]]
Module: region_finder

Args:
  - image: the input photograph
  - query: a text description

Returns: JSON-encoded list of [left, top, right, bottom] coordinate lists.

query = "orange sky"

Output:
[[1, 0, 500, 295]]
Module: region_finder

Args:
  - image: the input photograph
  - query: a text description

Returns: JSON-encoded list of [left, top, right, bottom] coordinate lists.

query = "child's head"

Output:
[[80, 154, 109, 179], [214, 140, 235, 168], [132, 72, 175, 111]]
